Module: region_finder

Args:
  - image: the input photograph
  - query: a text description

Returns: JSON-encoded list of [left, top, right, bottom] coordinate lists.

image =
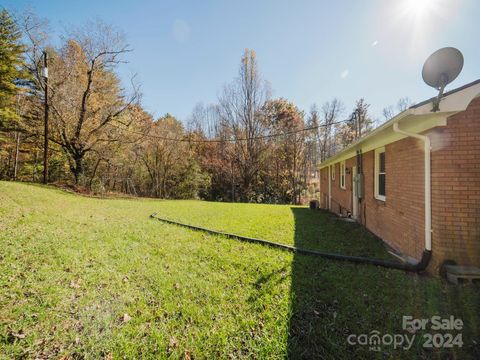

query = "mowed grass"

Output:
[[0, 182, 478, 359]]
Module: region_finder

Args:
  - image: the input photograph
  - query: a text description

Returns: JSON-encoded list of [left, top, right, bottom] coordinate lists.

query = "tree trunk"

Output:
[[13, 132, 21, 180], [7, 147, 13, 179], [33, 150, 38, 182], [89, 158, 103, 189], [162, 171, 167, 199], [71, 156, 84, 184]]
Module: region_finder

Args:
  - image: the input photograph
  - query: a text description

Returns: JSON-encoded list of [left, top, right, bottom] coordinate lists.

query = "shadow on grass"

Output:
[[287, 207, 480, 359]]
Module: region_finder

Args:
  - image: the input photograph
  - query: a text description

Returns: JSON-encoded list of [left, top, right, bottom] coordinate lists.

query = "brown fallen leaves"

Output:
[[168, 336, 179, 353], [7, 329, 25, 342], [69, 279, 81, 289], [167, 337, 191, 359], [122, 313, 132, 323]]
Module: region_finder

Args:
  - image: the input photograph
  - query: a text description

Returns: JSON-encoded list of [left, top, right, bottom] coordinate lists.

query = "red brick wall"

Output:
[[329, 158, 356, 216], [319, 167, 329, 209], [319, 96, 480, 274], [360, 139, 425, 261], [319, 159, 355, 214], [429, 96, 480, 272], [320, 142, 425, 261]]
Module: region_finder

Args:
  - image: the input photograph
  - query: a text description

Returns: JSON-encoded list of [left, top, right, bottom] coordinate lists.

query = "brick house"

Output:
[[319, 79, 480, 274]]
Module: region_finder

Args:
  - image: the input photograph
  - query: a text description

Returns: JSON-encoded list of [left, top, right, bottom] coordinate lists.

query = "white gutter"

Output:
[[320, 80, 480, 170], [392, 121, 432, 251]]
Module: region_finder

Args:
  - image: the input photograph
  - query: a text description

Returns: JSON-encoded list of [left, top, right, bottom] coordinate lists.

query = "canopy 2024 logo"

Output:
[[347, 316, 463, 352]]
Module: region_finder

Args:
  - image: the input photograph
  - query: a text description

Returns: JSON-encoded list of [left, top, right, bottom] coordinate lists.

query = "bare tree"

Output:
[[382, 105, 395, 121], [24, 18, 140, 183], [397, 97, 413, 111], [218, 49, 271, 201], [382, 97, 413, 121], [319, 99, 344, 161], [305, 104, 320, 172], [337, 98, 372, 149], [187, 102, 220, 139]]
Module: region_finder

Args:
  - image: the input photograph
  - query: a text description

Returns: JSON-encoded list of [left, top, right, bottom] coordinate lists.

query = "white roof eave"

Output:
[[319, 81, 480, 169]]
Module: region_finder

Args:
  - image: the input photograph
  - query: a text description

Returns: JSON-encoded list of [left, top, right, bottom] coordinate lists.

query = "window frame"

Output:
[[374, 147, 386, 201], [340, 161, 346, 190]]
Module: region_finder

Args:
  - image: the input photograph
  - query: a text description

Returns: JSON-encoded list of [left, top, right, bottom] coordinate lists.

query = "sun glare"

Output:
[[389, 0, 453, 55], [403, 0, 438, 18]]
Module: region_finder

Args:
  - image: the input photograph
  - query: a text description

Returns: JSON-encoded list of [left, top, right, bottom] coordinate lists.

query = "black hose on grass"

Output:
[[149, 213, 431, 272]]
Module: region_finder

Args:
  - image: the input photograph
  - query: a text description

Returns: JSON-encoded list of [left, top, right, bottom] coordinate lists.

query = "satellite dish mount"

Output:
[[422, 47, 464, 112]]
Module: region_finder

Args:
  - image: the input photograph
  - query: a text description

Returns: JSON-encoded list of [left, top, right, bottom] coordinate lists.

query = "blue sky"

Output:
[[4, 0, 480, 122]]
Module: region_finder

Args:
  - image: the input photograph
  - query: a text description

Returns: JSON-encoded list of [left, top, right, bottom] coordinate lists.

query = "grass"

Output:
[[0, 181, 478, 359]]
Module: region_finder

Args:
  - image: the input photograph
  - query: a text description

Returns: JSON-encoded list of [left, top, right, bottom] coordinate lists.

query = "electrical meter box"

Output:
[[355, 173, 364, 199]]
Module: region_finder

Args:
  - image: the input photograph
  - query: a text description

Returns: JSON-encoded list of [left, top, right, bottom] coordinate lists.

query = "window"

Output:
[[331, 165, 335, 181], [340, 161, 346, 189], [374, 147, 386, 201]]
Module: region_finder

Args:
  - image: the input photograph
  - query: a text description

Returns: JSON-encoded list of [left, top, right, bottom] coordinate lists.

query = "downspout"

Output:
[[328, 166, 332, 210], [392, 120, 432, 269]]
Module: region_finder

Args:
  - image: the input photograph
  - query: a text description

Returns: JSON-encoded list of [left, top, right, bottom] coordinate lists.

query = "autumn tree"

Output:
[[138, 114, 209, 199], [4, 10, 381, 204], [24, 20, 139, 183], [186, 103, 232, 200], [262, 98, 306, 203], [83, 104, 150, 191]]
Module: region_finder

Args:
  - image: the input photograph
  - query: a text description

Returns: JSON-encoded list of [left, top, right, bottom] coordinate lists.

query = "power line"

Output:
[[109, 118, 350, 143], [39, 77, 350, 144]]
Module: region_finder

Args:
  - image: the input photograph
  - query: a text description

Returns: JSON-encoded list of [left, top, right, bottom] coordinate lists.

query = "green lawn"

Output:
[[0, 182, 478, 359]]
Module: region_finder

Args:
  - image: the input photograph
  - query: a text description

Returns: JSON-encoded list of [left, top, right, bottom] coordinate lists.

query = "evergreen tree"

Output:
[[0, 9, 28, 130]]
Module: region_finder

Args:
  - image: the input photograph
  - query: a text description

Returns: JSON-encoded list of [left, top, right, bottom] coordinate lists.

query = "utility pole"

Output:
[[231, 161, 235, 202], [13, 94, 21, 180], [43, 51, 49, 184]]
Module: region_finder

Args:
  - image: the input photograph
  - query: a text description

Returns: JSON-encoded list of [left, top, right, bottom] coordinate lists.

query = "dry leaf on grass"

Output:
[[8, 330, 25, 342], [69, 280, 81, 289], [167, 336, 179, 353], [122, 313, 132, 323], [169, 337, 178, 348]]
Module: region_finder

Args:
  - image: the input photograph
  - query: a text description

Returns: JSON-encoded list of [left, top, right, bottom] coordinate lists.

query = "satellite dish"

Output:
[[422, 47, 464, 112]]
